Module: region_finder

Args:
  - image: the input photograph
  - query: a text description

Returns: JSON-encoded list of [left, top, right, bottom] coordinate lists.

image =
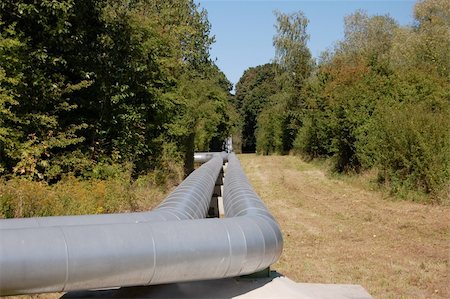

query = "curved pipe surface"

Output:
[[194, 152, 228, 163], [0, 153, 282, 296], [223, 153, 283, 266], [0, 154, 224, 230]]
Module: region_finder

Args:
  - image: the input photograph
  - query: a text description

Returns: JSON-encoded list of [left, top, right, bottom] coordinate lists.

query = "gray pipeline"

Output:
[[0, 153, 282, 296]]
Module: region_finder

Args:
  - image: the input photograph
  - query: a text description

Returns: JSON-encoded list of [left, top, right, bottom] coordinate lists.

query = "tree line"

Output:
[[235, 0, 449, 201], [0, 0, 238, 182]]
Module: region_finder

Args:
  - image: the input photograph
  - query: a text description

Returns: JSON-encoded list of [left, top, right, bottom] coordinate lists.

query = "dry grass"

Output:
[[238, 154, 449, 299], [0, 174, 178, 219], [1, 174, 178, 299]]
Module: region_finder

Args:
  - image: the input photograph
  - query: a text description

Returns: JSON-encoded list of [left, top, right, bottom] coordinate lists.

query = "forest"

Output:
[[0, 0, 238, 217], [0, 0, 448, 218], [235, 0, 449, 202]]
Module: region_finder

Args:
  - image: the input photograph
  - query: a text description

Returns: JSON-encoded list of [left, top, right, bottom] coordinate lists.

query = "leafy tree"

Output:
[[255, 92, 286, 155], [170, 65, 235, 151], [287, 1, 449, 199], [273, 10, 313, 89], [340, 10, 398, 63], [0, 0, 95, 179], [0, 0, 233, 181], [294, 11, 400, 172], [412, 0, 450, 77], [0, 25, 23, 174], [292, 71, 333, 158], [255, 10, 314, 154], [234, 63, 279, 152]]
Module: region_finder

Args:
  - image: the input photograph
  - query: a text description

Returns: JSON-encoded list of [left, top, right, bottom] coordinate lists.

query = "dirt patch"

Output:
[[238, 154, 450, 299]]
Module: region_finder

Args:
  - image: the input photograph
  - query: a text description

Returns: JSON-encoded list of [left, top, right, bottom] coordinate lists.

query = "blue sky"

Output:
[[198, 0, 417, 87]]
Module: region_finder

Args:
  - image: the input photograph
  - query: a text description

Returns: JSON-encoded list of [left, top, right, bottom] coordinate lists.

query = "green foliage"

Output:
[[412, 0, 450, 77], [253, 10, 314, 155], [235, 29, 313, 155], [0, 0, 235, 183], [255, 93, 287, 155], [234, 63, 279, 152], [290, 1, 450, 199], [256, 10, 315, 154], [0, 0, 95, 179], [293, 114, 333, 159], [340, 10, 398, 62], [174, 65, 235, 152], [374, 100, 449, 197], [0, 25, 23, 174], [239, 0, 449, 200], [273, 10, 313, 89]]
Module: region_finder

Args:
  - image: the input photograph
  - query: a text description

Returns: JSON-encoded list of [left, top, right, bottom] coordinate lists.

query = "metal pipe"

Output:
[[0, 154, 224, 230], [223, 153, 283, 265], [0, 153, 282, 296], [194, 152, 228, 163]]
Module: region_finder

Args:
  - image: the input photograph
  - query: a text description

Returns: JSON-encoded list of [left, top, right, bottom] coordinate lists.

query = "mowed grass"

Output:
[[238, 154, 449, 299]]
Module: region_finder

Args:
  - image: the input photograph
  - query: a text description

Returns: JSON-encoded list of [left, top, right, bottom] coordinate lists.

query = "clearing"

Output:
[[238, 154, 449, 298]]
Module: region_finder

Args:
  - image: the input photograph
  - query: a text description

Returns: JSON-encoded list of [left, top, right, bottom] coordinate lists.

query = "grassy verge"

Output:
[[0, 168, 182, 219], [296, 155, 449, 205], [239, 154, 449, 298]]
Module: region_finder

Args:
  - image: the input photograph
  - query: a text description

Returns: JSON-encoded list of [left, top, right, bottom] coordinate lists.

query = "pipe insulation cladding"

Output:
[[194, 152, 228, 164], [0, 153, 283, 296]]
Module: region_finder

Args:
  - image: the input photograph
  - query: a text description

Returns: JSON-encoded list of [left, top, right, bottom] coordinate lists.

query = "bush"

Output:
[[373, 101, 450, 201], [256, 102, 284, 155], [293, 115, 332, 159]]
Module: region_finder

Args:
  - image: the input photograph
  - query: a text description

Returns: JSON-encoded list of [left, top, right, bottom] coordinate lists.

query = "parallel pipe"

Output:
[[194, 152, 228, 163], [0, 153, 282, 296], [223, 153, 283, 267], [0, 154, 224, 230]]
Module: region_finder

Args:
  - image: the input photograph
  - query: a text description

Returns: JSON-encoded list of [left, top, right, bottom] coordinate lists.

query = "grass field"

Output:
[[238, 154, 449, 298]]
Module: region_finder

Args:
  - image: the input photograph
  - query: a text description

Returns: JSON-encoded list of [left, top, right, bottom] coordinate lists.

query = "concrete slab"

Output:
[[63, 274, 372, 299], [237, 278, 372, 299]]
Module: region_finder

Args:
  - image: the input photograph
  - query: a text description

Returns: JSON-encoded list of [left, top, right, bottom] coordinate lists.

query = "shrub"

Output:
[[256, 102, 284, 155], [373, 101, 450, 201]]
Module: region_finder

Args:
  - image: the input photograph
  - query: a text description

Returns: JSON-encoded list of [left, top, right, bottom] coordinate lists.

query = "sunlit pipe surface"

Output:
[[0, 153, 282, 296], [0, 154, 224, 230], [194, 152, 228, 163]]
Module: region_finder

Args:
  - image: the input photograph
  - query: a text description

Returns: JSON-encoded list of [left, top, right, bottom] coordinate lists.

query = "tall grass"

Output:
[[0, 162, 183, 219]]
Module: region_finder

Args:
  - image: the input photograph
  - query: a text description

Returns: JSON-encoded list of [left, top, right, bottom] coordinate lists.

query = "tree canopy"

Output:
[[234, 0, 449, 201], [0, 0, 237, 180], [1, 0, 448, 202], [234, 63, 279, 153]]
